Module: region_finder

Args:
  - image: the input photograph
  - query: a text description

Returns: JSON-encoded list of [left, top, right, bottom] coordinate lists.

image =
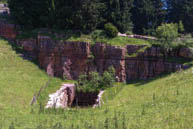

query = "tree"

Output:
[[131, 0, 165, 35], [8, 0, 133, 34], [155, 23, 179, 49], [103, 0, 133, 33], [8, 0, 54, 28], [104, 23, 118, 37], [167, 0, 193, 33], [77, 67, 115, 92]]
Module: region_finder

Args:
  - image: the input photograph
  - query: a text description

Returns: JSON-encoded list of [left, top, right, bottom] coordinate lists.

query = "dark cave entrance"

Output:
[[72, 91, 99, 107]]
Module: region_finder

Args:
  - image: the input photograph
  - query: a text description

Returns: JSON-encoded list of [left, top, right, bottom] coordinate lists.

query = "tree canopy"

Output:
[[7, 0, 193, 34]]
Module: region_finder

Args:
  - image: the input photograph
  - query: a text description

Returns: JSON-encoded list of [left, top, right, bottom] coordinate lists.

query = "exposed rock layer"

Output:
[[0, 21, 192, 82]]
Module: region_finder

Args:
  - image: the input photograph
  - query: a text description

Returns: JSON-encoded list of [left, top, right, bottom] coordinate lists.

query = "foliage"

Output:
[[104, 23, 118, 38], [167, 0, 193, 33], [100, 67, 116, 89], [174, 34, 193, 48], [90, 29, 106, 41], [102, 0, 134, 33], [77, 67, 116, 93], [8, 0, 134, 33], [155, 23, 178, 49], [7, 0, 193, 35], [178, 21, 185, 33], [131, 0, 166, 34]]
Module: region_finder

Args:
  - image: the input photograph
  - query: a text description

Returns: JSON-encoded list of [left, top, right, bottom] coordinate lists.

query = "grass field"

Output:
[[17, 29, 150, 47], [0, 38, 193, 128]]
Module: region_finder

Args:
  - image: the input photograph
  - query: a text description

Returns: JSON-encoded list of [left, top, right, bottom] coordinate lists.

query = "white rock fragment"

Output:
[[93, 90, 105, 108], [45, 84, 75, 109]]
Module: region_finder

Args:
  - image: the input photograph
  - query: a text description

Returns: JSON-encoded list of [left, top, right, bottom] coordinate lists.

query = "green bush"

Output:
[[90, 29, 105, 40], [178, 21, 185, 33], [174, 34, 193, 48], [104, 23, 118, 38], [155, 23, 179, 50], [77, 67, 116, 93]]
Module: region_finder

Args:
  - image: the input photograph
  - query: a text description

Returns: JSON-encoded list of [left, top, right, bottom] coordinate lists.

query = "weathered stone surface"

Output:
[[0, 20, 17, 41], [37, 36, 90, 79], [45, 83, 75, 108], [16, 39, 37, 59], [179, 48, 193, 59], [0, 21, 191, 82], [92, 43, 126, 82]]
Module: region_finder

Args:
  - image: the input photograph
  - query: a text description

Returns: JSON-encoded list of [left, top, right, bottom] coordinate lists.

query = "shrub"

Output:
[[104, 23, 118, 38], [155, 23, 179, 50], [174, 34, 193, 48], [178, 21, 185, 33], [126, 31, 133, 35], [100, 67, 115, 89], [77, 67, 116, 93], [156, 23, 178, 41], [90, 29, 105, 40]]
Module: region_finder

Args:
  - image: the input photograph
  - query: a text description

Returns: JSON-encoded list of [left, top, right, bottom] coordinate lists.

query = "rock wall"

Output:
[[15, 35, 191, 82], [0, 20, 17, 41], [0, 21, 192, 82]]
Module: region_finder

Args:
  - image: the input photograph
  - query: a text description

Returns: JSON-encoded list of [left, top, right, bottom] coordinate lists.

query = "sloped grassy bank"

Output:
[[1, 38, 193, 128]]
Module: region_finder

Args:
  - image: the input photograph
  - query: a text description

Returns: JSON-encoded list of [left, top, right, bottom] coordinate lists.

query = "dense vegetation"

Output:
[[7, 0, 193, 35], [154, 22, 193, 50], [7, 0, 133, 34], [77, 67, 115, 93], [1, 38, 193, 128]]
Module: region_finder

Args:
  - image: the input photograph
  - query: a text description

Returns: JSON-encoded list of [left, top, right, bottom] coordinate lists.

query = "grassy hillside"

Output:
[[0, 38, 193, 128]]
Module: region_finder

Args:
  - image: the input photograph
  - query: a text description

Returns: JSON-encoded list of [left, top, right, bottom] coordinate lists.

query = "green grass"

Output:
[[95, 36, 150, 46], [17, 29, 150, 47], [1, 38, 193, 128]]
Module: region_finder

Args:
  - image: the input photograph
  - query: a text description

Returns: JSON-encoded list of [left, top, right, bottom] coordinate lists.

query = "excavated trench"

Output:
[[72, 91, 99, 107], [45, 84, 103, 108]]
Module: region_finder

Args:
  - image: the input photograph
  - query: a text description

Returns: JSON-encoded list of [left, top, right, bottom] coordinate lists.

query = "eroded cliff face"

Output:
[[0, 21, 192, 82], [15, 35, 191, 82]]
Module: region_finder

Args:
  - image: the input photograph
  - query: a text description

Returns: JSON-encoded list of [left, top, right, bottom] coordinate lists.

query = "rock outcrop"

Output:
[[45, 84, 75, 108], [0, 20, 17, 41], [15, 35, 192, 82], [0, 21, 192, 82]]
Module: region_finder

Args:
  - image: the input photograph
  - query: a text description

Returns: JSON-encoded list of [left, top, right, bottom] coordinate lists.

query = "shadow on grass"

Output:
[[0, 37, 40, 66], [128, 62, 193, 87], [128, 73, 173, 87]]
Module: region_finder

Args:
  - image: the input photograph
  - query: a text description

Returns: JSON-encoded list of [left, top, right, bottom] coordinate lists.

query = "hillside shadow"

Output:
[[128, 63, 193, 87], [0, 37, 40, 66]]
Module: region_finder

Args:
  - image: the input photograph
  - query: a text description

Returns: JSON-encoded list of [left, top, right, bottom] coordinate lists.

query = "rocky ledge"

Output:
[[0, 21, 192, 82], [15, 35, 192, 82]]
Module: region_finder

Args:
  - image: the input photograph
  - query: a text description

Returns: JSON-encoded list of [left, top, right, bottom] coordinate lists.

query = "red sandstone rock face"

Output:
[[0, 22, 192, 82], [0, 20, 17, 41], [92, 43, 126, 82], [37, 36, 90, 79], [16, 39, 37, 58]]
